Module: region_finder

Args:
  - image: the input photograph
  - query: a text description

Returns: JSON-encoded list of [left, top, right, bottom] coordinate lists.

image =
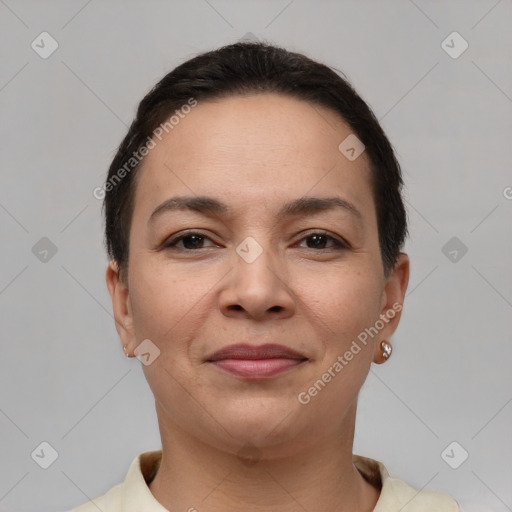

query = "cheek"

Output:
[[128, 265, 202, 398], [296, 271, 381, 417], [298, 266, 383, 341], [128, 259, 184, 340], [127, 259, 218, 348]]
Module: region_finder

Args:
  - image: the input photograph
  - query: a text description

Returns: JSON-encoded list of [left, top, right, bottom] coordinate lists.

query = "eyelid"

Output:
[[294, 229, 351, 249], [160, 230, 220, 249], [161, 229, 350, 251]]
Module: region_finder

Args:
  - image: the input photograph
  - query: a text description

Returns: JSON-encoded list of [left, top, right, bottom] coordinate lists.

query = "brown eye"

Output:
[[164, 232, 216, 250], [298, 232, 348, 250]]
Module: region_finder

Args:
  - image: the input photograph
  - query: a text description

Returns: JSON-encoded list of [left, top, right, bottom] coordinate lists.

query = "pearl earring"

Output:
[[381, 341, 392, 360]]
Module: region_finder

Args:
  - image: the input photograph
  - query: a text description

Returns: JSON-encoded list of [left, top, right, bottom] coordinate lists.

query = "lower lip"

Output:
[[210, 358, 305, 379]]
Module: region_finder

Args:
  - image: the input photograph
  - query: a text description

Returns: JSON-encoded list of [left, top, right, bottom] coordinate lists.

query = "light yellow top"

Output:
[[71, 450, 459, 511]]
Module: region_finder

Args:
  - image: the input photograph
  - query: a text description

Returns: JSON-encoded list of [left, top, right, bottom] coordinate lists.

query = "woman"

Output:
[[74, 42, 459, 511]]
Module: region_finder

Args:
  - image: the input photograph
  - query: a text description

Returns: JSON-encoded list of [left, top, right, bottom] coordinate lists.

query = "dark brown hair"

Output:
[[103, 41, 407, 278]]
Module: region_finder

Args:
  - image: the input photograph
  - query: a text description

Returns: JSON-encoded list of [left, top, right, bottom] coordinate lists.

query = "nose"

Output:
[[218, 244, 296, 322]]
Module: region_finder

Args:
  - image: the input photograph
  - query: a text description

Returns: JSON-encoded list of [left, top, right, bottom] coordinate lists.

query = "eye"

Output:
[[162, 230, 349, 251], [163, 232, 217, 250], [297, 232, 349, 250]]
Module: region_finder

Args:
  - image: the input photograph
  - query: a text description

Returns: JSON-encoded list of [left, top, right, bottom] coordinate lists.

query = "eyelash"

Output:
[[162, 230, 349, 251]]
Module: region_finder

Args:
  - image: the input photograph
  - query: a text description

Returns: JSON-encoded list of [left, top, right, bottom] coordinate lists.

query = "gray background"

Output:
[[1, 1, 511, 511]]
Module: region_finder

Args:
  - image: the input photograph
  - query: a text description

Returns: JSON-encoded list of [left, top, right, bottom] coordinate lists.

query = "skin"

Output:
[[106, 93, 409, 512]]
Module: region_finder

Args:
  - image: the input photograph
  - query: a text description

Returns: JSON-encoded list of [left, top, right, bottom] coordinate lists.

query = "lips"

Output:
[[207, 344, 307, 379], [207, 343, 306, 362]]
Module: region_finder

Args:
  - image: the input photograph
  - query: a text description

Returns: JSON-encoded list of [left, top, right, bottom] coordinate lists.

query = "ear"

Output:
[[372, 253, 410, 364], [106, 260, 136, 355]]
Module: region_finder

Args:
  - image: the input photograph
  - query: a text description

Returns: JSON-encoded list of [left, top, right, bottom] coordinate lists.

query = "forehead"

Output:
[[133, 93, 374, 219]]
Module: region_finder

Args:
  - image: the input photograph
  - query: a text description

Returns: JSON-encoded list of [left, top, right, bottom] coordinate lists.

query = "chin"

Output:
[[214, 398, 308, 447]]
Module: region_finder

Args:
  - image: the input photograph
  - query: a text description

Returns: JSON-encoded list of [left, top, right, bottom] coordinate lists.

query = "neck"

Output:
[[148, 402, 380, 512]]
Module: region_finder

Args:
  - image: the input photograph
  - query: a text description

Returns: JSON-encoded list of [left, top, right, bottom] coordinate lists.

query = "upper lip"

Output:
[[207, 343, 306, 362]]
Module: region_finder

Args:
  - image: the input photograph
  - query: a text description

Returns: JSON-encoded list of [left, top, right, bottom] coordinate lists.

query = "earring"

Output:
[[123, 345, 130, 357], [381, 341, 392, 360]]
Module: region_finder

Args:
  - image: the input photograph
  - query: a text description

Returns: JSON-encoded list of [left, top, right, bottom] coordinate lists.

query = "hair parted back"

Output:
[[104, 41, 407, 278]]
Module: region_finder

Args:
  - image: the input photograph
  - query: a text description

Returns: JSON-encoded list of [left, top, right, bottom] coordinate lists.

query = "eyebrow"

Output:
[[148, 195, 363, 225]]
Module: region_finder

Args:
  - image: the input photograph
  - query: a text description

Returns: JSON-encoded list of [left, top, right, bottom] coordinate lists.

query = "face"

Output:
[[107, 93, 409, 458]]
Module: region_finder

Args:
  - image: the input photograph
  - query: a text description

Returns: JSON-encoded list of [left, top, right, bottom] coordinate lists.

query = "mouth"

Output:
[[206, 343, 308, 380]]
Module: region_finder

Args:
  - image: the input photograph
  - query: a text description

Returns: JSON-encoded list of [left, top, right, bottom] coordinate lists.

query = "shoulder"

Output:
[[70, 483, 123, 512], [69, 450, 164, 512], [353, 454, 460, 512], [382, 474, 459, 511]]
